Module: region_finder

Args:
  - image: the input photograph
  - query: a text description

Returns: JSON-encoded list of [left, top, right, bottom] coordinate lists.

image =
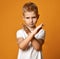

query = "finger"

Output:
[[37, 24, 43, 29], [36, 24, 44, 30], [40, 23, 44, 27]]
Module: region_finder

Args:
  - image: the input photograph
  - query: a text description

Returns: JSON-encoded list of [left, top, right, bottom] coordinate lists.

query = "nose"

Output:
[[30, 18, 33, 23]]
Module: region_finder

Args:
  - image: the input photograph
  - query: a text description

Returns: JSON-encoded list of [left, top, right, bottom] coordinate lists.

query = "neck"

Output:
[[26, 25, 36, 32]]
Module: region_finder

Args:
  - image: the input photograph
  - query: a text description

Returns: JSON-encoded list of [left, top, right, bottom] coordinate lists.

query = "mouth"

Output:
[[29, 24, 35, 27], [28, 24, 35, 27], [30, 23, 34, 25]]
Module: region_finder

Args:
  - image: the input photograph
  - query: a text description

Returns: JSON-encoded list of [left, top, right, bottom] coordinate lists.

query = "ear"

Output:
[[22, 15, 25, 20], [37, 14, 40, 19]]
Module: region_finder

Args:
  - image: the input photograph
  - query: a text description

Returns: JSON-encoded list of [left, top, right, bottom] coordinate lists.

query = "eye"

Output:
[[32, 16, 36, 18], [26, 17, 30, 19]]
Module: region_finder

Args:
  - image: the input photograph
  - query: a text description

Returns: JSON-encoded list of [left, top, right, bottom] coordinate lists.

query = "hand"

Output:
[[32, 23, 44, 35]]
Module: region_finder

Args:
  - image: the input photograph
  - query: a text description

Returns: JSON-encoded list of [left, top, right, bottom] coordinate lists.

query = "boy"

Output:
[[16, 2, 46, 59]]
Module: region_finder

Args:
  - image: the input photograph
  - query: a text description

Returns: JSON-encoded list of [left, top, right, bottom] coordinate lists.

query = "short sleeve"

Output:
[[34, 29, 46, 40], [16, 30, 23, 39]]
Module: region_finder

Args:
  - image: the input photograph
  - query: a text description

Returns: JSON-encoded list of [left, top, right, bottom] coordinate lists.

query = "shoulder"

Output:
[[38, 28, 46, 34], [34, 28, 46, 40], [16, 29, 24, 38], [16, 29, 24, 34]]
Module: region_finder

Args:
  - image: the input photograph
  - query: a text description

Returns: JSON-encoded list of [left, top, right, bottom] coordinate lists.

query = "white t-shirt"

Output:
[[16, 29, 45, 59]]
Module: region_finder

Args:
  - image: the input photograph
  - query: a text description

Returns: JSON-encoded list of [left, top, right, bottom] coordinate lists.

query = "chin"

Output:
[[29, 25, 35, 28]]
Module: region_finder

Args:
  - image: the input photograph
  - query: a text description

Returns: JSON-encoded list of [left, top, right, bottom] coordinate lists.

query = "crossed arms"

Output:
[[16, 24, 45, 51]]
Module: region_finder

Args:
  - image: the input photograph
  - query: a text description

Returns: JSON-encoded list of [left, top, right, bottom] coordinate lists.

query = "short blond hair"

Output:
[[22, 2, 38, 15]]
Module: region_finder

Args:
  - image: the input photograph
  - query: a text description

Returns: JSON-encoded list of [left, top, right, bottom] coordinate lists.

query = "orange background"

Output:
[[0, 0, 60, 59]]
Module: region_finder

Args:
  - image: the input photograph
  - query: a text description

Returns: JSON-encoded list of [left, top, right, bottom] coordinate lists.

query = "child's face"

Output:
[[23, 11, 39, 28]]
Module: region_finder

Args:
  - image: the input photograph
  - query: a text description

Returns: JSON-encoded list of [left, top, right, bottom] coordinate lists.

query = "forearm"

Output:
[[19, 32, 34, 50], [31, 38, 44, 51]]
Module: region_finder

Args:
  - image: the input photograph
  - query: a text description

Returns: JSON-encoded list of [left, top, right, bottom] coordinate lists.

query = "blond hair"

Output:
[[22, 2, 38, 15]]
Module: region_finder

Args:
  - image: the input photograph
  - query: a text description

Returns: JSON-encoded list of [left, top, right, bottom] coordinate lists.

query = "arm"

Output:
[[31, 38, 44, 51], [16, 24, 44, 50], [16, 32, 34, 50], [31, 29, 45, 51]]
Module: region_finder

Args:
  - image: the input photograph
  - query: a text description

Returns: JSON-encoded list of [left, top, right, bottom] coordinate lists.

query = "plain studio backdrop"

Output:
[[0, 0, 60, 59]]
